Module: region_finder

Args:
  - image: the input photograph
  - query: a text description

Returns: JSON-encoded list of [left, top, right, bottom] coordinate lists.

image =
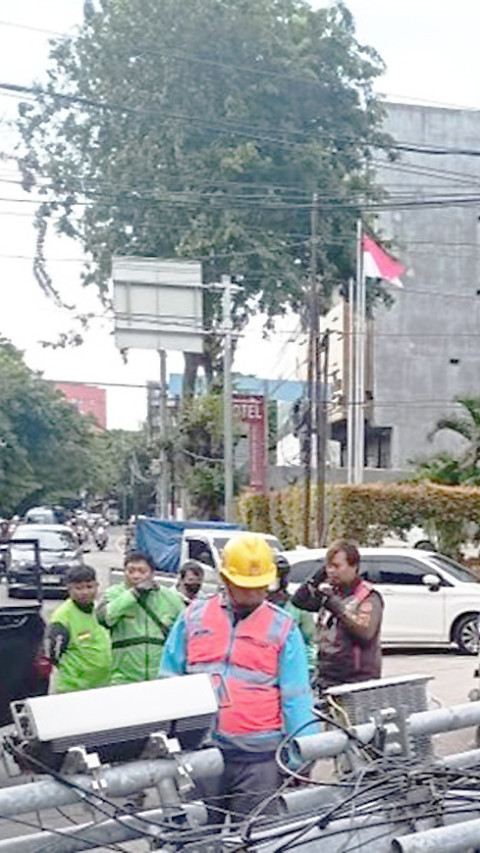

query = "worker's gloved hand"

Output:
[[317, 582, 342, 615], [317, 582, 334, 600], [134, 578, 156, 594]]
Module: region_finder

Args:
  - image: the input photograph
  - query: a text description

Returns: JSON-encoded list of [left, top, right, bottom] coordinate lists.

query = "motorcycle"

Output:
[[93, 522, 108, 551]]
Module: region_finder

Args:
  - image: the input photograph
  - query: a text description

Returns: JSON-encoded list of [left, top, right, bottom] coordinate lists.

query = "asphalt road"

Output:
[[0, 531, 478, 849]]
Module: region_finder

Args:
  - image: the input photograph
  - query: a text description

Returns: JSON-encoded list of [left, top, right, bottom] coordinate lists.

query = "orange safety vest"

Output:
[[185, 595, 293, 740]]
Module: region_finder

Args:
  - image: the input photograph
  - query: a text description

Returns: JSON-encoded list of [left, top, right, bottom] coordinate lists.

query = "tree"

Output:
[[88, 428, 156, 517], [172, 393, 226, 519], [16, 0, 390, 384], [0, 339, 98, 514], [411, 397, 480, 486]]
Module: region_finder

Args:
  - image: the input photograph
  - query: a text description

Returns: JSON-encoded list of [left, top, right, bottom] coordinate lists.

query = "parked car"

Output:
[[6, 524, 84, 597], [283, 547, 480, 655], [24, 506, 65, 525], [0, 601, 49, 724]]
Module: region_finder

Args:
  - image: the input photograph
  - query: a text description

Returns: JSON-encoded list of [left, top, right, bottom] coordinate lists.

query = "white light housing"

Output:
[[12, 674, 217, 753]]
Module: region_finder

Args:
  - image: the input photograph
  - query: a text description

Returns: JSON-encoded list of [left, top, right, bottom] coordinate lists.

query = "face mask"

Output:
[[185, 583, 201, 597]]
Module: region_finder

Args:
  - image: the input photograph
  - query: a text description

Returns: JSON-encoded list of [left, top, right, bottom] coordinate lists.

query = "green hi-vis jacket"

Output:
[[97, 584, 185, 684], [49, 599, 112, 693]]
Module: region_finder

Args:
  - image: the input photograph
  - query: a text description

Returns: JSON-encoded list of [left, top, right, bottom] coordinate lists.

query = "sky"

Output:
[[1, 0, 479, 428]]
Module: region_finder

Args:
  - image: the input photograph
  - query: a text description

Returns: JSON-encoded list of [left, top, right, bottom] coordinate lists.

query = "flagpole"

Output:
[[346, 276, 354, 484], [354, 218, 365, 484]]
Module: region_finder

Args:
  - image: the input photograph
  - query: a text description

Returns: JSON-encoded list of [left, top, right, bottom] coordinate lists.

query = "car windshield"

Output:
[[12, 529, 75, 552], [429, 554, 479, 584]]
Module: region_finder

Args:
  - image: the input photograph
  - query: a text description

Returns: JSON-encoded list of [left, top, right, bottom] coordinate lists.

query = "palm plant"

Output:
[[428, 396, 480, 475]]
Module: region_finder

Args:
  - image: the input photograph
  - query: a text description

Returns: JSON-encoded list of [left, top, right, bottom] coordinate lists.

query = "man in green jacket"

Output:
[[97, 551, 184, 684], [47, 565, 111, 693]]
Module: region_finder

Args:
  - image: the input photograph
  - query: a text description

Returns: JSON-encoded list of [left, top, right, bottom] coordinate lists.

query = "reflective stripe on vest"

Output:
[[185, 595, 293, 737], [351, 579, 374, 672], [353, 579, 374, 605]]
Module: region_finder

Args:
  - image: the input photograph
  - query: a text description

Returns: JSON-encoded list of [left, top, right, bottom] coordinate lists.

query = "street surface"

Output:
[[0, 530, 478, 849]]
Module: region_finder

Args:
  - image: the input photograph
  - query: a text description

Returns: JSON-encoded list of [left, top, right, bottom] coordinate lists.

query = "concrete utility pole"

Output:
[[317, 330, 330, 545], [222, 274, 234, 523], [303, 330, 313, 548], [304, 193, 321, 547], [311, 192, 326, 547], [155, 349, 169, 518]]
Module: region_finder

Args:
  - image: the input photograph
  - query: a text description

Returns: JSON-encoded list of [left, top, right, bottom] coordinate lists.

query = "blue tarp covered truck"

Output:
[[134, 517, 241, 574]]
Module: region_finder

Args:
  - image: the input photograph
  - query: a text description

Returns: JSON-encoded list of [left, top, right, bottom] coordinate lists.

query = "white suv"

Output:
[[283, 547, 480, 655]]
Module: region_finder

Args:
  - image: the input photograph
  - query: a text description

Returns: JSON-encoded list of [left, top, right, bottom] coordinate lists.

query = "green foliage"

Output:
[[174, 394, 225, 518], [17, 0, 389, 353], [88, 428, 155, 516], [0, 338, 97, 513], [237, 482, 480, 557], [411, 396, 480, 487], [0, 339, 158, 517], [412, 454, 469, 486]]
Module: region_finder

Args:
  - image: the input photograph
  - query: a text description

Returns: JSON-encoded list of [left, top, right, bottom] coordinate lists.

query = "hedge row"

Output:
[[236, 483, 480, 555]]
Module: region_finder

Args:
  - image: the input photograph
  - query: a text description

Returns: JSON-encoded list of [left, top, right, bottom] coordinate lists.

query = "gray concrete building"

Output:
[[331, 101, 480, 474]]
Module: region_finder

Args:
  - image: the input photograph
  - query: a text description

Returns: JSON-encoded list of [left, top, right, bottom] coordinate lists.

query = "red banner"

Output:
[[233, 395, 266, 492]]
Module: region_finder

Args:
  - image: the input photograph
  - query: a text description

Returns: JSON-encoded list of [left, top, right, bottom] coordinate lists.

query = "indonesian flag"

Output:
[[362, 233, 406, 288]]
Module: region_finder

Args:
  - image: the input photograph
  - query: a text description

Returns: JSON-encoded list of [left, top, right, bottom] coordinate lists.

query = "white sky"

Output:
[[1, 0, 479, 428]]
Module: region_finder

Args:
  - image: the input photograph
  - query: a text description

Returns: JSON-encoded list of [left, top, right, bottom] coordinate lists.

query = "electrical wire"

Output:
[[5, 76, 480, 161]]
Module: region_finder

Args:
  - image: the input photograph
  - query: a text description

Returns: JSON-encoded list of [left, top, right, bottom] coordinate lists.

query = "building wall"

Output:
[[371, 102, 480, 469], [56, 382, 107, 430]]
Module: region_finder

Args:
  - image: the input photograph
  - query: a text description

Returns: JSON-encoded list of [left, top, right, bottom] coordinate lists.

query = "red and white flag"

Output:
[[362, 233, 406, 288]]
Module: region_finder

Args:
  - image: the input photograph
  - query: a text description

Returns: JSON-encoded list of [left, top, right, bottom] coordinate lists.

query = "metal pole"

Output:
[[0, 748, 223, 818], [392, 818, 480, 853], [0, 804, 208, 853], [354, 218, 365, 484], [346, 276, 354, 483], [310, 194, 324, 548], [222, 274, 234, 522], [156, 349, 169, 518], [263, 379, 269, 491], [359, 228, 366, 481], [320, 331, 330, 545], [294, 700, 480, 763], [303, 330, 313, 548]]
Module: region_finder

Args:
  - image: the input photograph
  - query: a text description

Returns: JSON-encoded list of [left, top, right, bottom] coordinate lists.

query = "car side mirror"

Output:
[[422, 573, 441, 590]]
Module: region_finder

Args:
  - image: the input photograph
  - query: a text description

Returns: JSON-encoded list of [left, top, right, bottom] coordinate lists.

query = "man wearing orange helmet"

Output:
[[160, 532, 316, 822]]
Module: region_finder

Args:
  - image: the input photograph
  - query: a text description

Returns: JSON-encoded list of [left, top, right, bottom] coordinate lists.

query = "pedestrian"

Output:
[[292, 539, 384, 694], [176, 559, 205, 604], [268, 555, 316, 677], [46, 565, 111, 693], [97, 551, 184, 684], [160, 532, 317, 823]]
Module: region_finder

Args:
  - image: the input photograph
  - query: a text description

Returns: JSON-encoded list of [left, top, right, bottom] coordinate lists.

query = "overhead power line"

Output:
[[3, 79, 480, 159]]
